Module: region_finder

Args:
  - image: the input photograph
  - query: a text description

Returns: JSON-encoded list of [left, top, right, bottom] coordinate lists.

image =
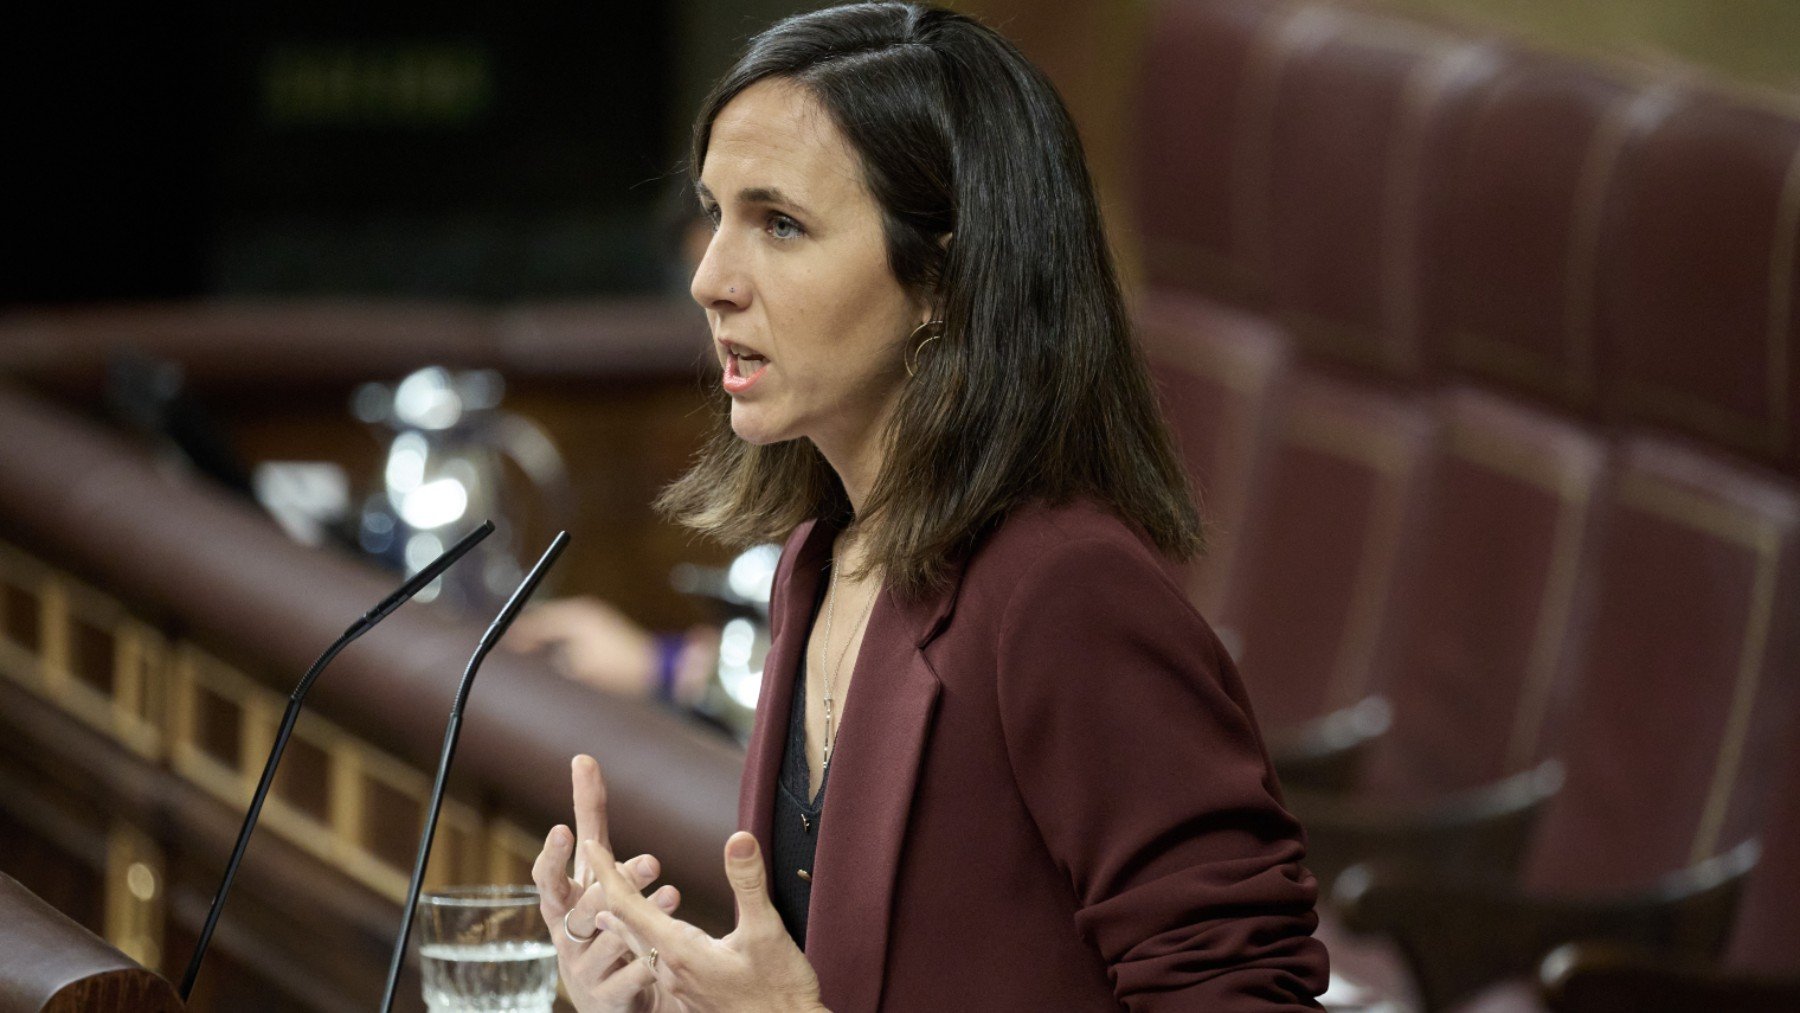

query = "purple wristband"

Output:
[[653, 633, 685, 703]]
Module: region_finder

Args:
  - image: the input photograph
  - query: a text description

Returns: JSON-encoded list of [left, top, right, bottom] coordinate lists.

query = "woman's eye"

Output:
[[702, 204, 721, 230], [768, 214, 805, 240]]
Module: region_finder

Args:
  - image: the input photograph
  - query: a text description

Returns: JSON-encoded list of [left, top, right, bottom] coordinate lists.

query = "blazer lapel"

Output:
[[805, 568, 961, 1012], [738, 519, 831, 849]]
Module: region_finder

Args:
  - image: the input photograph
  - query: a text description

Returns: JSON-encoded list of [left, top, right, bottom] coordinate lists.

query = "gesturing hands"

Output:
[[534, 755, 682, 1012], [585, 832, 826, 1013], [535, 755, 828, 1013]]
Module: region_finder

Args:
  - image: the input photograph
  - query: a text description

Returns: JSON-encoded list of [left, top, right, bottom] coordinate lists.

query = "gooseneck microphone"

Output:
[[177, 520, 495, 1000], [381, 530, 571, 1012]]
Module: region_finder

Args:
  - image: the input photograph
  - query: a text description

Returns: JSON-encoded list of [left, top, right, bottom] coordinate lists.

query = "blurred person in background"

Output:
[[508, 598, 718, 709], [533, 3, 1327, 1010]]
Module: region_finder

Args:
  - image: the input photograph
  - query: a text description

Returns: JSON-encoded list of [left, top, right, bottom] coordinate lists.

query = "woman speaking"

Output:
[[533, 3, 1329, 1009]]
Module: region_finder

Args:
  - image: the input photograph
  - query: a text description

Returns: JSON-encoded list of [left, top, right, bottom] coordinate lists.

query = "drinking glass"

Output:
[[417, 885, 557, 1013]]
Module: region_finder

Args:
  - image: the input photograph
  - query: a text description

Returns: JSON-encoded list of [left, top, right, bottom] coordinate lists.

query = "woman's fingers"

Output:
[[563, 854, 663, 935], [557, 854, 676, 1002], [568, 921, 635, 976], [570, 754, 610, 882], [537, 826, 670, 957], [587, 954, 657, 1006], [542, 756, 687, 1011], [620, 853, 661, 891], [532, 824, 578, 914], [584, 841, 704, 959], [721, 832, 783, 941]]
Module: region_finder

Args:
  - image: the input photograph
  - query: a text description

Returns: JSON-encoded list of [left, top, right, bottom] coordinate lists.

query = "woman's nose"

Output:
[[690, 232, 749, 311]]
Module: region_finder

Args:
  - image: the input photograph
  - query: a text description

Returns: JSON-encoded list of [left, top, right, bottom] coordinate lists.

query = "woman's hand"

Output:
[[584, 832, 827, 1013], [533, 755, 685, 1012]]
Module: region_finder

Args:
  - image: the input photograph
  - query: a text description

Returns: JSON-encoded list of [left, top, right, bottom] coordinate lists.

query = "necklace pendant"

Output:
[[817, 557, 878, 794]]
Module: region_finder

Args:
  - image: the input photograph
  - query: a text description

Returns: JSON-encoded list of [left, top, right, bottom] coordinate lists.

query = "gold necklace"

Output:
[[819, 558, 879, 771]]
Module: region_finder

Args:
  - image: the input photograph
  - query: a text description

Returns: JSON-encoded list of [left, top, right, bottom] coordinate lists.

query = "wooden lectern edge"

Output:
[[0, 873, 183, 1012]]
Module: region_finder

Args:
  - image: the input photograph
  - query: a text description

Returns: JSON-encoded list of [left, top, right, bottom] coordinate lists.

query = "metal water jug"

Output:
[[351, 366, 571, 612]]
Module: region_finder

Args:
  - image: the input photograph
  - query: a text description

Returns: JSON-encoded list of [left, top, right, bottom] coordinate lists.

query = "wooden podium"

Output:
[[0, 873, 182, 1012]]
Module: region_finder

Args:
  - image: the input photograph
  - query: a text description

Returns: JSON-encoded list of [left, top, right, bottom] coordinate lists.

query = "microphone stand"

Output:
[[177, 520, 495, 1001], [380, 530, 571, 1012]]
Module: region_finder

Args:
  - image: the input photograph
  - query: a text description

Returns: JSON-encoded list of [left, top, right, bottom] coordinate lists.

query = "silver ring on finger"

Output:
[[563, 909, 600, 944], [644, 948, 658, 972]]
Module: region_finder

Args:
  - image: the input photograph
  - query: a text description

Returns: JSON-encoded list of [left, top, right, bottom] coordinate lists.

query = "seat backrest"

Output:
[[1134, 0, 1286, 303], [1524, 437, 1800, 895], [1251, 5, 1499, 377], [1361, 388, 1607, 801], [1218, 371, 1438, 729], [1138, 292, 1293, 616], [1422, 56, 1657, 411], [1724, 703, 1800, 974], [1597, 94, 1800, 472]]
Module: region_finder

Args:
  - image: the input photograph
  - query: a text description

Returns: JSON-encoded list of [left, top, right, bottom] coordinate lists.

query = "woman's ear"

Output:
[[912, 287, 942, 328], [917, 293, 944, 328], [916, 233, 953, 325]]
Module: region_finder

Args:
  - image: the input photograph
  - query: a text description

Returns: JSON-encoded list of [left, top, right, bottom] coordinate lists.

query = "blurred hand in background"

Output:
[[507, 597, 717, 710]]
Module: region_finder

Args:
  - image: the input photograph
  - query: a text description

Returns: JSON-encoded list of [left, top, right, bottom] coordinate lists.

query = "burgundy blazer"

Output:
[[739, 499, 1329, 1011]]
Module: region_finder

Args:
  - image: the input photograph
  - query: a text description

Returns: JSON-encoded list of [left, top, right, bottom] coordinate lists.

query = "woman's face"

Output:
[[691, 78, 931, 457]]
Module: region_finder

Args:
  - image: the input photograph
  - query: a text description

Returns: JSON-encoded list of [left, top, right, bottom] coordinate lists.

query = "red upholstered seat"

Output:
[[1332, 436, 1800, 1011], [1137, 292, 1293, 617], [1534, 708, 1800, 1013], [1251, 5, 1500, 376], [1724, 717, 1800, 977], [1361, 387, 1607, 803], [1423, 57, 1657, 410], [1524, 436, 1800, 897], [1596, 95, 1800, 472], [1217, 371, 1438, 734], [1282, 390, 1601, 896], [1133, 0, 1285, 303]]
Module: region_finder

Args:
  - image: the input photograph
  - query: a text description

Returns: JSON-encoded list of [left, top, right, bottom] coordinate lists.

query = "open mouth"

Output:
[[723, 347, 770, 392]]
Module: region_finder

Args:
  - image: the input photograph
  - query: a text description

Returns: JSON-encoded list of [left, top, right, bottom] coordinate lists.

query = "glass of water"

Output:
[[418, 885, 557, 1013]]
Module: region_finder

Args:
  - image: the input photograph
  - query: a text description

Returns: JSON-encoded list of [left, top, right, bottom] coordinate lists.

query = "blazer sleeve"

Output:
[[994, 535, 1330, 1011]]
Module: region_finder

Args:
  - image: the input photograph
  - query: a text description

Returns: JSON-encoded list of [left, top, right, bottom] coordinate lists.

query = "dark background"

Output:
[[10, 1, 676, 303]]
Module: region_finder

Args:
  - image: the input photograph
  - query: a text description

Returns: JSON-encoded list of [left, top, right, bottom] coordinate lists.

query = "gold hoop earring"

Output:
[[905, 320, 944, 378]]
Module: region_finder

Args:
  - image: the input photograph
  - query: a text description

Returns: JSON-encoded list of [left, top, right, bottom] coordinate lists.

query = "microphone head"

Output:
[[478, 531, 571, 649], [363, 519, 496, 626]]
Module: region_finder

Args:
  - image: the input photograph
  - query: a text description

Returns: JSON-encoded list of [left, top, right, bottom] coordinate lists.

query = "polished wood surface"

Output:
[[0, 871, 182, 1012]]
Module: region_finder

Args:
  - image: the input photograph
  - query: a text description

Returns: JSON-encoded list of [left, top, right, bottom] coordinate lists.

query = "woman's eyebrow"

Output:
[[694, 180, 813, 217], [738, 186, 813, 216]]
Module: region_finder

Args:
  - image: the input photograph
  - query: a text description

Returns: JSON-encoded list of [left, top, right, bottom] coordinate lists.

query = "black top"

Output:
[[771, 575, 831, 947]]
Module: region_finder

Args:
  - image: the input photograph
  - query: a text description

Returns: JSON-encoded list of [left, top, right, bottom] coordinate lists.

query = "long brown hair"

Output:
[[658, 2, 1200, 598]]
